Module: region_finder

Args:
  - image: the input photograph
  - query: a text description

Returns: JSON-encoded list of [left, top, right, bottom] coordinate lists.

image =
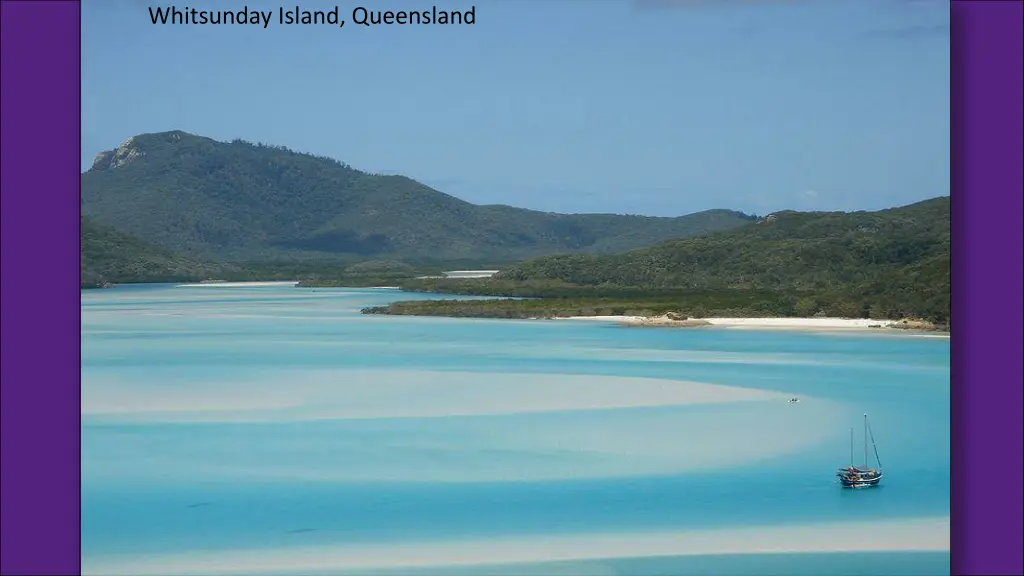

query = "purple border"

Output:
[[0, 1, 82, 575], [0, 1, 1022, 575], [951, 1, 1024, 575]]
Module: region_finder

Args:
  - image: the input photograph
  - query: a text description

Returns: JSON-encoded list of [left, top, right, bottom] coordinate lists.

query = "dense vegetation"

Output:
[[365, 198, 951, 327], [363, 288, 813, 320], [494, 197, 949, 292], [296, 259, 431, 287], [80, 221, 505, 288], [81, 217, 228, 288], [80, 228, 438, 288], [82, 131, 756, 262]]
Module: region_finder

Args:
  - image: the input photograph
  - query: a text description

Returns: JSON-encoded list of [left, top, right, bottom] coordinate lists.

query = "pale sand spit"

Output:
[[564, 315, 949, 337], [82, 516, 950, 576], [82, 371, 791, 422]]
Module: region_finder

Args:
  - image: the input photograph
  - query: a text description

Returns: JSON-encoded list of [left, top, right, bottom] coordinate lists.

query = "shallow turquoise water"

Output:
[[373, 552, 950, 576], [81, 284, 950, 574]]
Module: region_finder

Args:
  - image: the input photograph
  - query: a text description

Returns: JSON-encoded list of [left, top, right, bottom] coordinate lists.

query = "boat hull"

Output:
[[837, 473, 883, 488]]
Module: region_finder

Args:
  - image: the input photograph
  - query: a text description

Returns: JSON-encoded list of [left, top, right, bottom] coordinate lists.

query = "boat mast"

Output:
[[867, 416, 883, 470], [863, 414, 869, 469], [849, 427, 854, 467]]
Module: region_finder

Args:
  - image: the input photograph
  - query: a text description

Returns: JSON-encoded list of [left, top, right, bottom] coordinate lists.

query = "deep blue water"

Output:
[[81, 284, 950, 574]]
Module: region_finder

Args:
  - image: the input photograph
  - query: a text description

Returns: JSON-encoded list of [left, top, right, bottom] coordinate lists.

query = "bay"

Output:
[[81, 284, 950, 575]]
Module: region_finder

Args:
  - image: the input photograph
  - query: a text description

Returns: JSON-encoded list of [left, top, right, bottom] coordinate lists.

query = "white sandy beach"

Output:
[[704, 317, 894, 328], [565, 315, 893, 328], [564, 315, 949, 337], [82, 516, 950, 576]]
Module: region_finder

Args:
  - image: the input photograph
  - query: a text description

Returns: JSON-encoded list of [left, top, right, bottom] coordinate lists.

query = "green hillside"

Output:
[[81, 217, 228, 288], [498, 197, 949, 291], [384, 197, 950, 324], [81, 131, 756, 262]]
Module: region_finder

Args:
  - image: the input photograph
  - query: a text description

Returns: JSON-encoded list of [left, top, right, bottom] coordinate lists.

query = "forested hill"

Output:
[[81, 217, 228, 288], [81, 131, 756, 262], [481, 196, 950, 322]]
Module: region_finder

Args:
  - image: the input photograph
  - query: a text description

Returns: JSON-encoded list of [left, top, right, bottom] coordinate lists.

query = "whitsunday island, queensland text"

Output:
[[148, 6, 477, 28]]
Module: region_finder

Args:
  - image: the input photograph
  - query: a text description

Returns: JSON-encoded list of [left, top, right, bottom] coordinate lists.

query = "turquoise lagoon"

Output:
[[81, 284, 950, 575]]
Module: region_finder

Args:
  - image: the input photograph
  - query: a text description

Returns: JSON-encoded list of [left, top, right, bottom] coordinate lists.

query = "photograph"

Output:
[[78, 1, 951, 574]]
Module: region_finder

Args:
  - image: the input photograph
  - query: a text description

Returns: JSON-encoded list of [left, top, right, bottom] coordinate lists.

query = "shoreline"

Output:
[[83, 516, 950, 576], [561, 315, 949, 337], [175, 281, 300, 288]]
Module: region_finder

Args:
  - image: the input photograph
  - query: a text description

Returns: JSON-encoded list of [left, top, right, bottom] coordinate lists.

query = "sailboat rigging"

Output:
[[836, 413, 883, 488]]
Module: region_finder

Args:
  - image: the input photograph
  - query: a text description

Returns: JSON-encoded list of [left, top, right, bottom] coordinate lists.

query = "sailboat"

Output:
[[836, 413, 883, 488]]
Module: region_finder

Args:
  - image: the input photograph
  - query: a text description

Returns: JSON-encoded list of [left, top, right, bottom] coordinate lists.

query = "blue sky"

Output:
[[82, 0, 949, 216]]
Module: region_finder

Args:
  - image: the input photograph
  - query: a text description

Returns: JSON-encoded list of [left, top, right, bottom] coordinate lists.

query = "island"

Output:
[[359, 197, 951, 334]]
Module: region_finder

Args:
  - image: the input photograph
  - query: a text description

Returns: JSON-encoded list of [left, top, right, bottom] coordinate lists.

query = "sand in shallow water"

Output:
[[82, 516, 950, 576]]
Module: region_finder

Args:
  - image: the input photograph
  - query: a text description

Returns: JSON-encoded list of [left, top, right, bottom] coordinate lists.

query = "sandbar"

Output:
[[564, 315, 949, 337], [82, 370, 792, 422], [82, 515, 950, 576]]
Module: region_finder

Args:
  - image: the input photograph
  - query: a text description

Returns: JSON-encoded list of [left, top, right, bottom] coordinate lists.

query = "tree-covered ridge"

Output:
[[382, 197, 950, 325], [295, 259, 428, 287], [81, 216, 229, 288], [498, 197, 949, 290], [80, 221, 491, 288], [81, 131, 756, 262]]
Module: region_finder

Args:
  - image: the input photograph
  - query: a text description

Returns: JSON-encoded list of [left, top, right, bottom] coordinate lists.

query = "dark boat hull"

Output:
[[837, 472, 883, 488]]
